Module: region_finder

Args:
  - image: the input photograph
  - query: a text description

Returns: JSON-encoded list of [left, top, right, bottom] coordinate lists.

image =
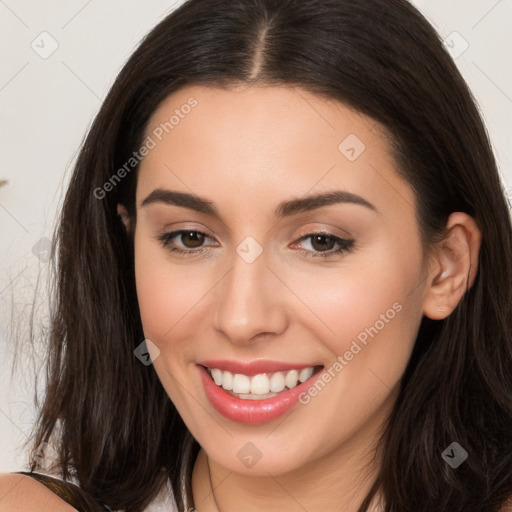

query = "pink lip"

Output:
[[197, 359, 318, 376], [197, 364, 324, 425]]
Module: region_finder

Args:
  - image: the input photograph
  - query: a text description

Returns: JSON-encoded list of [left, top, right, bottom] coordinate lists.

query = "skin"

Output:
[[118, 84, 481, 512]]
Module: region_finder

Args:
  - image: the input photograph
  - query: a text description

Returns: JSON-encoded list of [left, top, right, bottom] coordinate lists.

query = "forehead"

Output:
[[136, 84, 415, 216]]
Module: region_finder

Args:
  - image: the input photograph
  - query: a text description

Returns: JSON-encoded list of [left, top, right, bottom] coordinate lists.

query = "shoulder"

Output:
[[0, 472, 77, 512], [501, 496, 512, 512]]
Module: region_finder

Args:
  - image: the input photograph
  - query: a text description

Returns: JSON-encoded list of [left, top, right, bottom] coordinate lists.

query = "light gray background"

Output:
[[1, 0, 511, 472]]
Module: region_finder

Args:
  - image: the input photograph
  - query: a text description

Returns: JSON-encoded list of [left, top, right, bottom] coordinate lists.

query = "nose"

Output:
[[212, 247, 289, 345]]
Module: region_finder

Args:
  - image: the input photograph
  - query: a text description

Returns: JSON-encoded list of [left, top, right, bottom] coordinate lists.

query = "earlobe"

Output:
[[117, 203, 131, 232], [422, 212, 481, 320]]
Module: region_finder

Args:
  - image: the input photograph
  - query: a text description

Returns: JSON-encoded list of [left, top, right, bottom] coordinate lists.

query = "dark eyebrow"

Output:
[[275, 190, 378, 216], [141, 188, 379, 217]]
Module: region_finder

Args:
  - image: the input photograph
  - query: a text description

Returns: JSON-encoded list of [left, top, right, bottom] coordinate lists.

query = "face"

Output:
[[130, 84, 429, 476]]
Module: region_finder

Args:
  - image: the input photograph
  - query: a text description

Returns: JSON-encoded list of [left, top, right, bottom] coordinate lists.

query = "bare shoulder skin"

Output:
[[0, 473, 77, 512]]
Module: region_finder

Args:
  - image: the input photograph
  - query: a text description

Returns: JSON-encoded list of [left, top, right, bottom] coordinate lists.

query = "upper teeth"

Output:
[[208, 366, 316, 395]]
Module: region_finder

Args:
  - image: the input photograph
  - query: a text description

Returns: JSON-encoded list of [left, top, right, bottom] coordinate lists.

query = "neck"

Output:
[[191, 389, 394, 512]]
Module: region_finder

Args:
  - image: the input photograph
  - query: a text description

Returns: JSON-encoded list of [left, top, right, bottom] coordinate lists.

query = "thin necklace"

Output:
[[206, 455, 223, 512]]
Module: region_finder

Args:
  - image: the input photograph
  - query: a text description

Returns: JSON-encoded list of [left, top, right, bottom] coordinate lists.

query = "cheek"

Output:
[[277, 235, 424, 399], [280, 252, 423, 455], [134, 234, 205, 344], [133, 232, 230, 376]]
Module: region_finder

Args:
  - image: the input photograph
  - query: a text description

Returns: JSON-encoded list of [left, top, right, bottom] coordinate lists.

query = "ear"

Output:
[[422, 212, 481, 320], [117, 203, 131, 232]]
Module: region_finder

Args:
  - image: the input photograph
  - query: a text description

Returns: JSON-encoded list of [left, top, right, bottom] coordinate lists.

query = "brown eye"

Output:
[[310, 234, 337, 252], [294, 232, 355, 259], [156, 229, 216, 255], [180, 231, 206, 248]]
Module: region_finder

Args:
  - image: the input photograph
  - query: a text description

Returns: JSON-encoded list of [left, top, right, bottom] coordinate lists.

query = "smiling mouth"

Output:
[[203, 364, 324, 400]]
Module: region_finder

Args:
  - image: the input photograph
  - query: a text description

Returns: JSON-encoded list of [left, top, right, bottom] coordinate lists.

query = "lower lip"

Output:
[[197, 364, 323, 425]]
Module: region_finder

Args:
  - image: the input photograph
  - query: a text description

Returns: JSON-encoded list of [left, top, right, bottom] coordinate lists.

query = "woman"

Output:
[[1, 0, 511, 510]]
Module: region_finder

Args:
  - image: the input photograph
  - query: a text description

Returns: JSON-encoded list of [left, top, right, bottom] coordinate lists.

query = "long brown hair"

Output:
[[24, 0, 512, 510]]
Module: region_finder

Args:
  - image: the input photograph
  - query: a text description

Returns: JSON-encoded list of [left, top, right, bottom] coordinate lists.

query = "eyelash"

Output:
[[156, 230, 355, 259]]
